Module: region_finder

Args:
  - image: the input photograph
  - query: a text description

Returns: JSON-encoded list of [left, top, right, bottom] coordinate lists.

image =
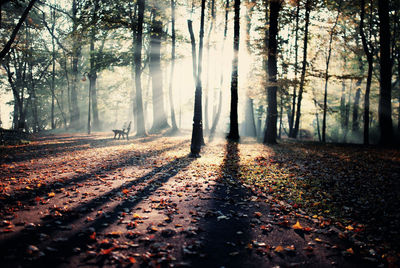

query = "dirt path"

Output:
[[0, 133, 392, 267]]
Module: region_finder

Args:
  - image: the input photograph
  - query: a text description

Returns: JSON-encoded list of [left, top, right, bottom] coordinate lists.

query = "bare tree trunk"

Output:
[[263, 0, 280, 144], [168, 0, 178, 132], [289, 0, 300, 137], [360, 0, 373, 145], [190, 0, 206, 157], [227, 0, 240, 141], [293, 0, 311, 138], [340, 80, 347, 139], [134, 0, 146, 136], [70, 0, 81, 129], [378, 0, 393, 145], [51, 8, 56, 130], [352, 84, 361, 132]]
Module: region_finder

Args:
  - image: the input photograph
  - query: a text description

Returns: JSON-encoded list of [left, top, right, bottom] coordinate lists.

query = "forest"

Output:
[[0, 0, 399, 267]]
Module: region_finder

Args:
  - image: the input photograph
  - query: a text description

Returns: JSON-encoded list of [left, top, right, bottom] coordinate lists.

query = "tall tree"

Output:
[[70, 0, 81, 129], [149, 7, 169, 132], [168, 0, 178, 132], [263, 0, 281, 144], [289, 0, 300, 137], [134, 0, 146, 136], [378, 0, 393, 145], [227, 0, 240, 141], [242, 0, 256, 137], [209, 0, 230, 140], [322, 1, 341, 142], [292, 0, 311, 139], [88, 0, 100, 131], [190, 0, 206, 157]]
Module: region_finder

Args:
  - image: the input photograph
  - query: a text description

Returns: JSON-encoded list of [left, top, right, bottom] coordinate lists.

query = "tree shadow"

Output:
[[0, 155, 194, 267], [0, 140, 188, 212], [0, 133, 172, 165], [190, 141, 262, 267]]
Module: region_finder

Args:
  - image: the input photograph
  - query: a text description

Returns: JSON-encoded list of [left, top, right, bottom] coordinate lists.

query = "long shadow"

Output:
[[0, 140, 189, 211], [0, 134, 162, 164], [0, 155, 194, 267], [190, 141, 260, 268]]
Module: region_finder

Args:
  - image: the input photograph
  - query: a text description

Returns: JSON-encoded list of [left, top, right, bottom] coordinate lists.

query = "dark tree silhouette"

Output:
[[378, 0, 393, 145], [263, 0, 281, 144], [190, 0, 206, 157], [134, 0, 146, 137], [227, 0, 240, 141]]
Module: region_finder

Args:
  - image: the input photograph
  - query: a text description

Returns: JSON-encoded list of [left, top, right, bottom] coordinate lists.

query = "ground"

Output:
[[0, 132, 399, 267]]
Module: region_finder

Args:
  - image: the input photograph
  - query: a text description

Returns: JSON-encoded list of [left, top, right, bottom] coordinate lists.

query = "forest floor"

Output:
[[0, 132, 399, 267]]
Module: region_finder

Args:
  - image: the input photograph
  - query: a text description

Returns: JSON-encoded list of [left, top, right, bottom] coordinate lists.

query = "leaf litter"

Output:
[[0, 133, 398, 267]]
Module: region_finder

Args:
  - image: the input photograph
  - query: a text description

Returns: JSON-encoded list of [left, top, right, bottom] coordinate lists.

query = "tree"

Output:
[[168, 0, 178, 133], [0, 0, 37, 61], [321, 1, 341, 143], [263, 0, 281, 144], [288, 0, 300, 138], [149, 6, 169, 133], [134, 0, 147, 137], [292, 0, 311, 139], [69, 0, 81, 129], [209, 0, 230, 141], [190, 0, 206, 157], [378, 0, 393, 145], [227, 0, 240, 141]]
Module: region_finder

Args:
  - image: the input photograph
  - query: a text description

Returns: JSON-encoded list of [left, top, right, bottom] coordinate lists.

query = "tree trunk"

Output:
[[134, 0, 146, 136], [168, 0, 178, 132], [322, 3, 340, 142], [340, 80, 346, 139], [149, 11, 169, 132], [90, 0, 100, 131], [289, 0, 300, 137], [243, 97, 257, 137], [360, 0, 373, 145], [70, 0, 81, 129], [352, 85, 361, 132], [378, 0, 393, 145], [51, 7, 56, 130], [263, 0, 280, 144], [209, 0, 230, 140], [190, 0, 206, 157], [227, 0, 240, 141], [293, 0, 311, 139]]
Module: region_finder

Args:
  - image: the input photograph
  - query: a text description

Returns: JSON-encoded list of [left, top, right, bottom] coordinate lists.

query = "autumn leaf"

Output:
[[128, 256, 137, 264], [100, 246, 116, 255], [292, 220, 303, 230], [254, 212, 262, 218], [89, 232, 96, 240], [122, 188, 129, 195]]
